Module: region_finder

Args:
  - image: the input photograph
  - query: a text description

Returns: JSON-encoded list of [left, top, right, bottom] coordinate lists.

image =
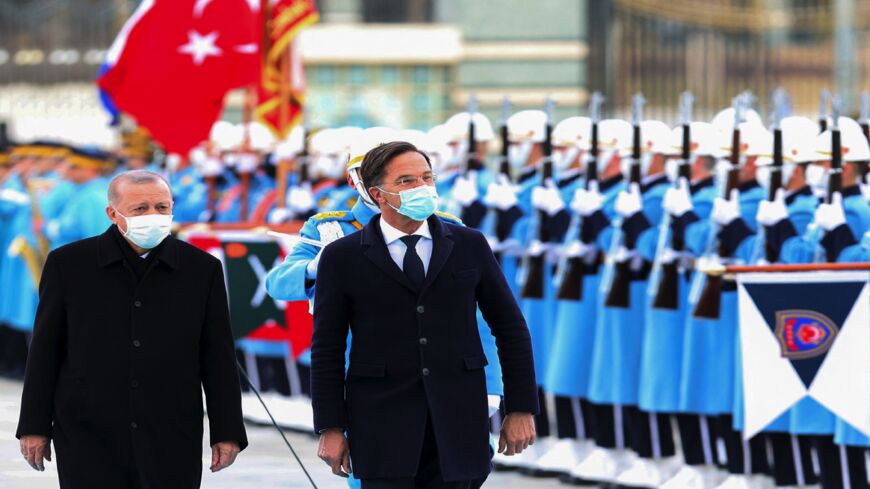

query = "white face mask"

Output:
[[665, 158, 681, 182], [553, 146, 580, 172], [756, 165, 772, 190], [805, 164, 829, 193], [114, 208, 173, 250], [508, 141, 533, 169]]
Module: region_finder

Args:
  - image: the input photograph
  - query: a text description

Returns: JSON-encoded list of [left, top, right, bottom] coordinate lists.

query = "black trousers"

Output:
[[361, 415, 488, 489]]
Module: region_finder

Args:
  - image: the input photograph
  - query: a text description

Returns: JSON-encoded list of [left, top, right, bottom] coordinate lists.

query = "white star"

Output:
[[178, 30, 223, 65]]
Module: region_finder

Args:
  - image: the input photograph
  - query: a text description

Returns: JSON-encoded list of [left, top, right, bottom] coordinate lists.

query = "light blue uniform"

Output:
[[44, 177, 111, 250], [216, 172, 274, 223], [587, 176, 668, 406], [678, 182, 761, 415], [0, 174, 39, 331], [168, 166, 209, 223], [637, 177, 714, 413]]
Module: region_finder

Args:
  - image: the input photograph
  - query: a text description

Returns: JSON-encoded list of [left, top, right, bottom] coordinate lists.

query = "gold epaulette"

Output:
[[435, 211, 463, 225], [313, 210, 349, 221]]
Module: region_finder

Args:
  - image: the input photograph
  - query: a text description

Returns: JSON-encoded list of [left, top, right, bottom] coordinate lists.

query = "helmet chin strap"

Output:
[[349, 168, 381, 212]]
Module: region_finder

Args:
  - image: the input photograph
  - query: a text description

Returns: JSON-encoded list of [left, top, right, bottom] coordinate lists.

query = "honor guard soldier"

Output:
[[441, 110, 495, 229]]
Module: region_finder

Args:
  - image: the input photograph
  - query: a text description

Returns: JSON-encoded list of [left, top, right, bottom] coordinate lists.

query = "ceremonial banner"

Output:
[[98, 0, 261, 153], [737, 271, 870, 439], [255, 0, 319, 139]]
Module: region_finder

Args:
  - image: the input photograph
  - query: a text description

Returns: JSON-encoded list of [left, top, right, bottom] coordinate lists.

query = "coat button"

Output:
[[419, 337, 428, 345], [131, 380, 139, 388], [132, 339, 141, 348], [422, 368, 430, 376], [130, 422, 138, 429], [416, 306, 424, 314], [133, 300, 142, 308]]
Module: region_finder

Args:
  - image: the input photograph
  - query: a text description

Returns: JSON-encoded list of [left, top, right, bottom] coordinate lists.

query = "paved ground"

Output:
[[0, 378, 568, 488]]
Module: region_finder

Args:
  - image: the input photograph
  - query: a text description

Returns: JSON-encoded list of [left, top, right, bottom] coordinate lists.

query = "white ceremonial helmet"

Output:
[[309, 128, 348, 179], [640, 120, 672, 155], [210, 120, 242, 152], [507, 110, 548, 143], [246, 121, 276, 153], [551, 116, 591, 171], [272, 125, 305, 162], [597, 119, 633, 156], [669, 121, 720, 157], [711, 106, 764, 134], [443, 112, 495, 143], [813, 120, 870, 163]]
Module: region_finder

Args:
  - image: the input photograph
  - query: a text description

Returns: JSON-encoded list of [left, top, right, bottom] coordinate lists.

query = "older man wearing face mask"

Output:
[[16, 169, 247, 489]]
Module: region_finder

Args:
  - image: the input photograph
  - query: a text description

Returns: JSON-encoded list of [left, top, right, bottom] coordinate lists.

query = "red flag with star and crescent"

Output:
[[98, 0, 261, 154], [255, 0, 319, 139]]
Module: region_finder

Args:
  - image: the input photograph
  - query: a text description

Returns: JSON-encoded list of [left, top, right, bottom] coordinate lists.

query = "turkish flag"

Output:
[[98, 0, 260, 154]]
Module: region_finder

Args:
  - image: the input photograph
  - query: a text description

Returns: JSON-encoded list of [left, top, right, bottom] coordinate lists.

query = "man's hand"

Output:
[[210, 441, 241, 472], [318, 428, 351, 478], [20, 435, 51, 471], [498, 412, 536, 456]]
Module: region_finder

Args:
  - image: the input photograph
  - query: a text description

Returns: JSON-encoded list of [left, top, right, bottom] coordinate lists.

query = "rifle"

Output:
[[491, 97, 513, 260], [760, 89, 788, 263], [861, 93, 870, 183], [693, 94, 748, 319], [465, 94, 478, 174], [603, 92, 645, 308], [650, 91, 694, 309], [460, 95, 488, 228], [554, 91, 604, 301], [828, 96, 843, 204], [818, 89, 831, 133], [519, 97, 555, 299]]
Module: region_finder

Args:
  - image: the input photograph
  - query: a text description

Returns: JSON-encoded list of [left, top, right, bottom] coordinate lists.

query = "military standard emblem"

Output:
[[774, 309, 839, 360]]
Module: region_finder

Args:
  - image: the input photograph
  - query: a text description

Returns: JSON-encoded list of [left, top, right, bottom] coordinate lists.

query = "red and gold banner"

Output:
[[255, 0, 319, 139]]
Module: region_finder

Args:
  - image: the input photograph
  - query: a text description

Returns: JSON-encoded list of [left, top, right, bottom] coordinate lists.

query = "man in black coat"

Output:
[[17, 170, 247, 488], [312, 141, 539, 489]]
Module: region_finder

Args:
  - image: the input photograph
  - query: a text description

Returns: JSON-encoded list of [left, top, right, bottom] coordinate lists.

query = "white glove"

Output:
[[451, 172, 479, 206], [483, 175, 518, 211], [288, 183, 315, 213], [487, 395, 501, 418], [305, 249, 323, 279], [711, 189, 741, 226], [615, 182, 643, 218], [0, 188, 30, 205], [531, 179, 565, 216], [570, 180, 604, 217], [268, 207, 293, 224], [236, 153, 259, 174], [662, 178, 693, 217], [756, 188, 789, 227], [199, 157, 224, 177], [814, 192, 847, 231]]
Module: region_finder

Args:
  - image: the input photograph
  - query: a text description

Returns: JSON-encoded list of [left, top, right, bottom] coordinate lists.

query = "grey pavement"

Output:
[[0, 378, 567, 488]]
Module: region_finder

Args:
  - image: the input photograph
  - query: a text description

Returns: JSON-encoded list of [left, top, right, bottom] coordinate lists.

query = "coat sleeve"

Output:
[[200, 260, 248, 450], [16, 252, 66, 438], [472, 232, 539, 415], [310, 242, 352, 434]]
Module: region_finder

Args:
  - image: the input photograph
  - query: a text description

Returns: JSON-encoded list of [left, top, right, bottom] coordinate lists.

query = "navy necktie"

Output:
[[399, 235, 424, 290]]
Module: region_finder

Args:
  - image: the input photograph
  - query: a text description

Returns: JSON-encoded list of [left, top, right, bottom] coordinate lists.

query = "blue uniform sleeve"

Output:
[[265, 217, 322, 302]]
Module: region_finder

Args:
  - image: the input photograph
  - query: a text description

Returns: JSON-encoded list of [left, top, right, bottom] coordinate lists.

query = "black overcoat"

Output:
[[16, 227, 247, 489], [311, 214, 538, 482]]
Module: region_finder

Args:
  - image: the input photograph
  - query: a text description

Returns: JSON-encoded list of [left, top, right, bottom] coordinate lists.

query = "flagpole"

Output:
[[705, 262, 870, 276], [275, 44, 291, 211]]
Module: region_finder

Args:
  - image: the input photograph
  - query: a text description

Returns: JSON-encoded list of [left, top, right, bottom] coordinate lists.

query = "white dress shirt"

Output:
[[379, 217, 433, 275]]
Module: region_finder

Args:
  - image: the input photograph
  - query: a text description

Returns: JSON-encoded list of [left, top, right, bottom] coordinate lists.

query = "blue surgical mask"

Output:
[[377, 184, 439, 221]]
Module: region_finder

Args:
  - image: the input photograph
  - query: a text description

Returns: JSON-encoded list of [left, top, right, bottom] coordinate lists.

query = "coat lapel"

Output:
[[360, 215, 417, 293], [419, 216, 453, 299]]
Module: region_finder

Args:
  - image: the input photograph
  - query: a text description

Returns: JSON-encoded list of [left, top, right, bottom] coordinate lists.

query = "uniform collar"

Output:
[[785, 185, 814, 205], [841, 185, 862, 198], [378, 216, 431, 246]]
